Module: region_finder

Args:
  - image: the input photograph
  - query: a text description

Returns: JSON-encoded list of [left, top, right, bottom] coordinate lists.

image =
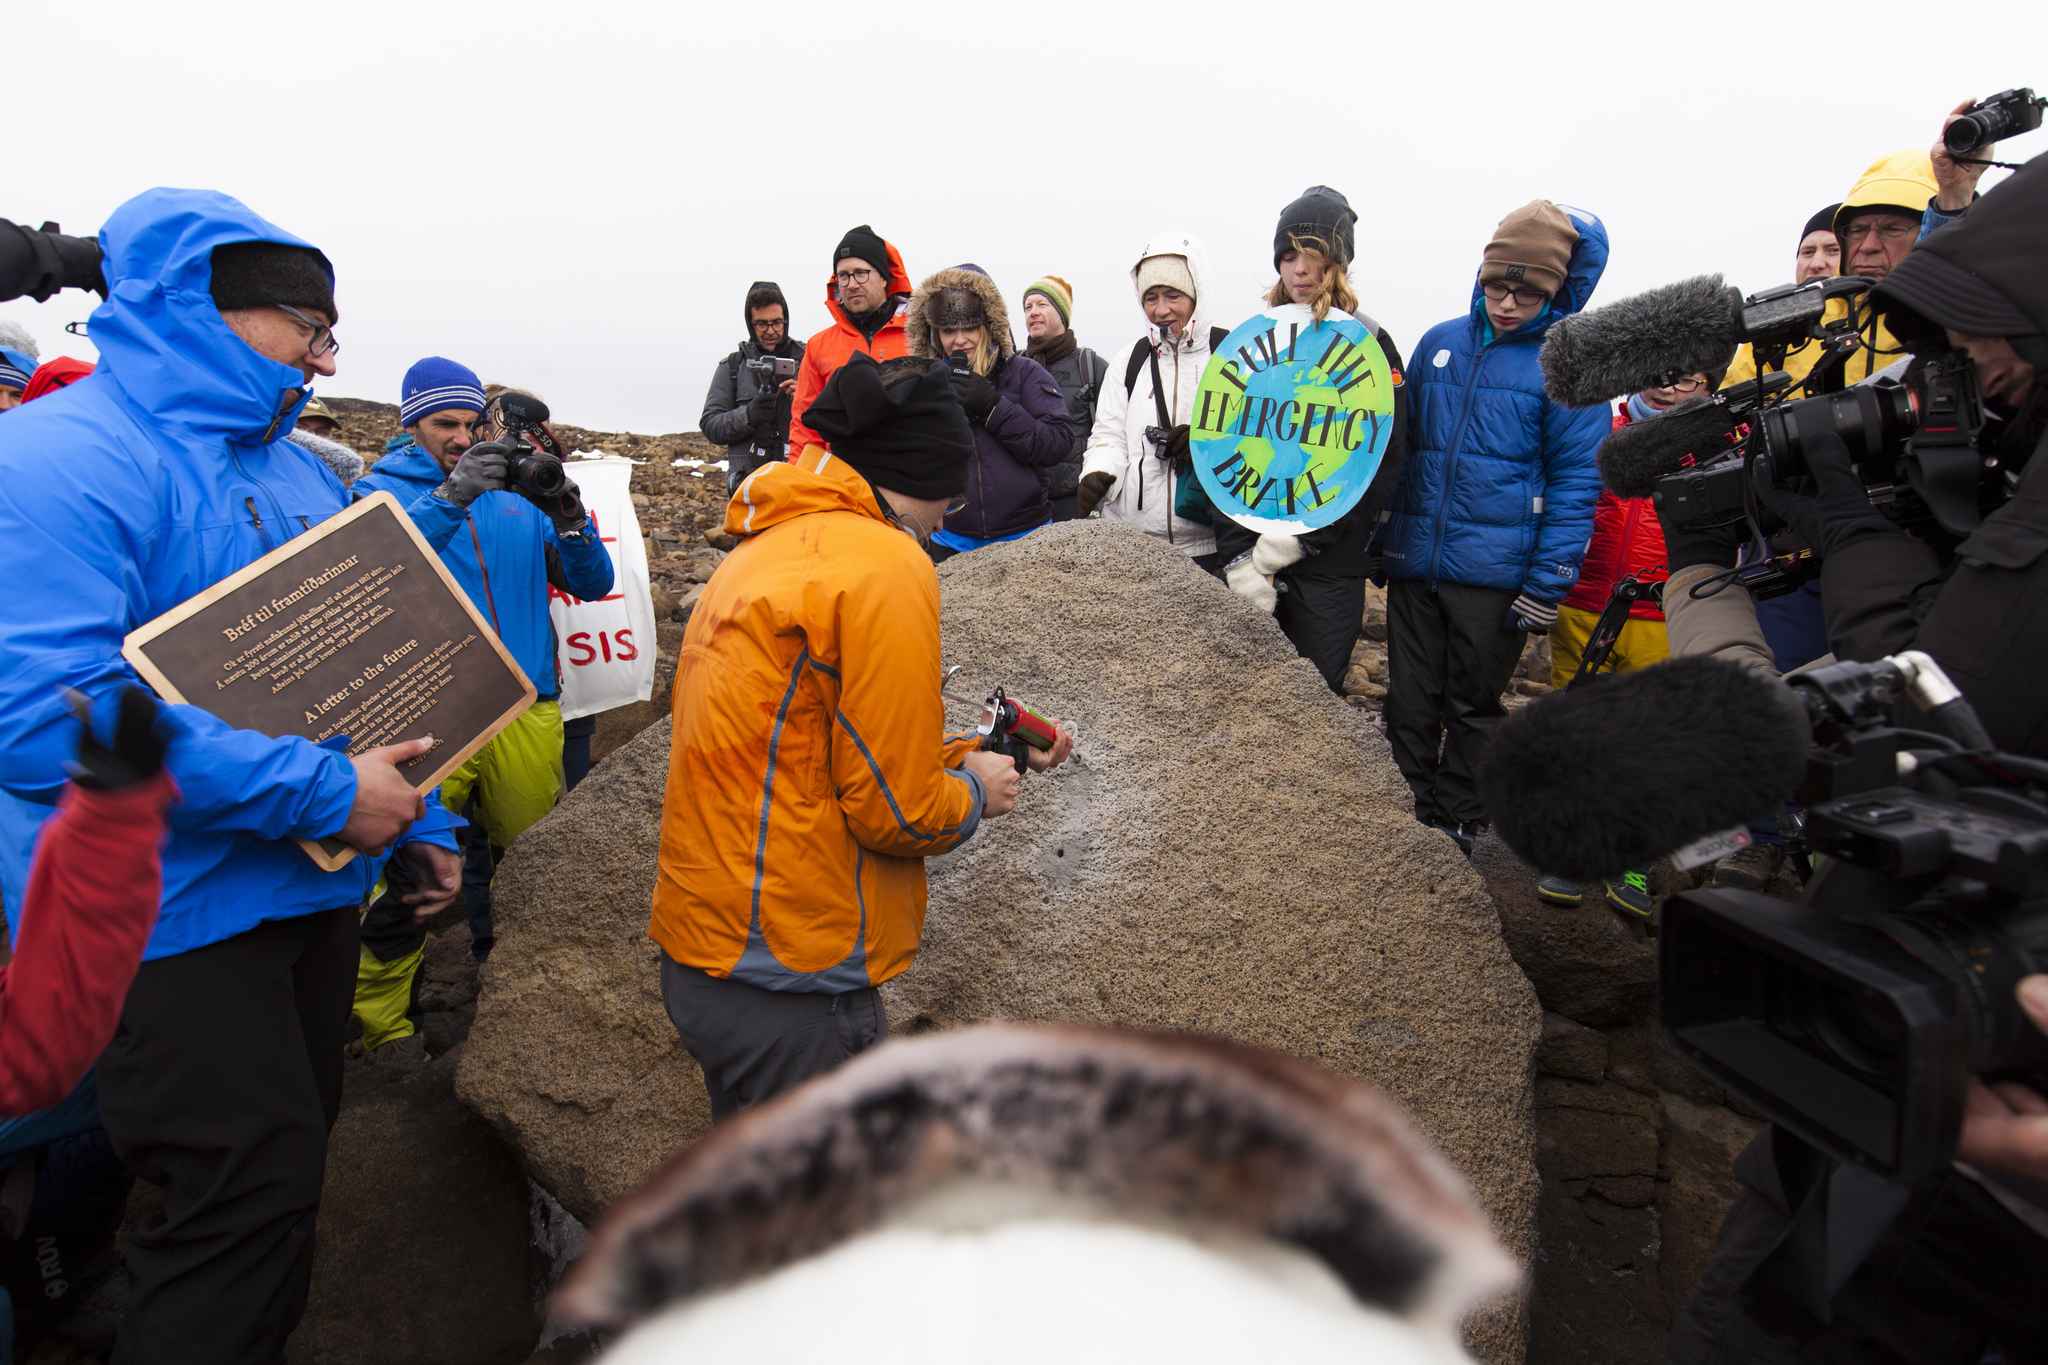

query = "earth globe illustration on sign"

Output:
[[1190, 304, 1398, 535]]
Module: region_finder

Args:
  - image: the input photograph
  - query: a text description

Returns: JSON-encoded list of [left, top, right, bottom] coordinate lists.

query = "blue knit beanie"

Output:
[[0, 348, 34, 391], [399, 356, 485, 426]]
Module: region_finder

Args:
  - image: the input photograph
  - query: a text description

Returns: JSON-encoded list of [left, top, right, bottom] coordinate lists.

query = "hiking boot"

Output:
[[1429, 819, 1484, 856], [1712, 842, 1785, 892], [367, 1033, 427, 1072], [1536, 876, 1584, 906], [1603, 869, 1654, 919]]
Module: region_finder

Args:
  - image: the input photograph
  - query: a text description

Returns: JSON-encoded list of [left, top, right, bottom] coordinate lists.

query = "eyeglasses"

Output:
[[834, 267, 876, 288], [274, 303, 338, 358], [1656, 376, 1707, 394], [944, 496, 968, 516], [1480, 282, 1550, 308], [1841, 220, 1918, 246]]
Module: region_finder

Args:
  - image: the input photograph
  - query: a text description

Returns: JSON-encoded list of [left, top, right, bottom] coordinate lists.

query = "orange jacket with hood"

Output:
[[648, 446, 985, 991], [786, 241, 914, 455]]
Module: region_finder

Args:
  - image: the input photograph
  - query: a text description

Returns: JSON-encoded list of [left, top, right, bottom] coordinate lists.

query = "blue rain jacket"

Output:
[[353, 450, 615, 697], [0, 188, 456, 960], [1379, 206, 1612, 601]]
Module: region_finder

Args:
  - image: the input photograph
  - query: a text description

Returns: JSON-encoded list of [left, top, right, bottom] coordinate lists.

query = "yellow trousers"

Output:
[[1549, 604, 1669, 690]]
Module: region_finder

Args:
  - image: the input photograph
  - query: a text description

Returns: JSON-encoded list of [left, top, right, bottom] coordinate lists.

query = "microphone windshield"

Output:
[[1476, 657, 1809, 882], [498, 392, 551, 427], [1598, 397, 1741, 499], [1540, 275, 1741, 408]]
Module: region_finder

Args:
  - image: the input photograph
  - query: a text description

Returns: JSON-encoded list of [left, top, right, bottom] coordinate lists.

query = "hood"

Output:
[[821, 238, 914, 331], [1130, 229, 1213, 349], [904, 265, 1013, 362], [724, 445, 890, 539], [1835, 151, 1938, 235], [22, 356, 94, 402], [1872, 150, 2048, 365], [1466, 204, 1608, 343], [89, 187, 329, 445], [361, 443, 445, 489], [286, 427, 364, 485]]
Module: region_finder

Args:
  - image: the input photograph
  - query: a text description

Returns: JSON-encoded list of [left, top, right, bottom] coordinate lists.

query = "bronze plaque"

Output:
[[123, 491, 537, 870]]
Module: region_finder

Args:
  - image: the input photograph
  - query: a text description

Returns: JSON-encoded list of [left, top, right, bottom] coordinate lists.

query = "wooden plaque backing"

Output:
[[122, 492, 537, 870]]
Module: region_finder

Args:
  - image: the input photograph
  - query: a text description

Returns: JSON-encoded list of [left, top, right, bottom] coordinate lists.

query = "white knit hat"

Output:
[[1134, 254, 1195, 300]]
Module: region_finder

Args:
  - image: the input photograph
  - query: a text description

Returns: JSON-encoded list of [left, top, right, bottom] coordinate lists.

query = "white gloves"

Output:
[[1251, 534, 1305, 576], [1227, 536, 1305, 615]]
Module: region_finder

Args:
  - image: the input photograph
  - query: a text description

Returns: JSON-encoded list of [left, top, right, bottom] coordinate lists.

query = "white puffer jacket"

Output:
[[1080, 230, 1218, 557]]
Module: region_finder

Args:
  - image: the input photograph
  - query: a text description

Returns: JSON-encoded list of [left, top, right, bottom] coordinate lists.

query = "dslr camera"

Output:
[[1944, 87, 2044, 158], [1661, 652, 2048, 1182], [488, 392, 573, 512]]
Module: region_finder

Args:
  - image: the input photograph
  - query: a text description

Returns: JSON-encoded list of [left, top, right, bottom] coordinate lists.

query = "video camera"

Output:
[[1659, 653, 2048, 1183]]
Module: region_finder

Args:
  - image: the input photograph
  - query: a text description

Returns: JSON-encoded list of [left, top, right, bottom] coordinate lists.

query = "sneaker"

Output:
[[1711, 842, 1785, 892], [1603, 869, 1654, 919], [1536, 876, 1584, 906]]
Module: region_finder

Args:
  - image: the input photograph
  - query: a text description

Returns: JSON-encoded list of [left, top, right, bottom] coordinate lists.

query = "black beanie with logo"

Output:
[[1273, 185, 1357, 271], [802, 353, 972, 500]]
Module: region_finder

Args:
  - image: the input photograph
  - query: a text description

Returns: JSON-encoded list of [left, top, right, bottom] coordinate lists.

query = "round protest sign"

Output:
[[1190, 304, 1399, 535]]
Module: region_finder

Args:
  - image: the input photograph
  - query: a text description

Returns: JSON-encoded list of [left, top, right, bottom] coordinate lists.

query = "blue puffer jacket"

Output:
[[0, 188, 456, 960], [1379, 206, 1611, 601], [353, 450, 614, 696]]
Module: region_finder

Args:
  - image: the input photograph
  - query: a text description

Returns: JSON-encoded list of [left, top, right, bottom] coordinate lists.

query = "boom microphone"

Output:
[[497, 392, 551, 428], [1475, 657, 1808, 881], [1539, 274, 1740, 409], [1597, 396, 1742, 498]]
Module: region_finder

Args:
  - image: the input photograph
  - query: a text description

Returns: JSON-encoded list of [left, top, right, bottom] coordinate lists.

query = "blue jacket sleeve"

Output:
[[0, 483, 360, 843], [547, 518, 617, 602], [395, 785, 460, 851], [398, 489, 469, 554], [1524, 400, 1609, 602]]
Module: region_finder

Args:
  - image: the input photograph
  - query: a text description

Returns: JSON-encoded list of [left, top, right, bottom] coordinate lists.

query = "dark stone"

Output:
[[421, 1002, 477, 1057], [1473, 832, 1657, 1027], [1537, 1011, 1610, 1082], [1528, 1181, 1672, 1365], [1604, 1021, 1728, 1107], [286, 1067, 538, 1365]]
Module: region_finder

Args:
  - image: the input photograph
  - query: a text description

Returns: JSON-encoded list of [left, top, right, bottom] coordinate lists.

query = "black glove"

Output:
[[1075, 470, 1116, 517], [1758, 430, 1896, 559], [948, 366, 999, 420], [745, 387, 777, 425], [69, 686, 166, 791], [434, 440, 512, 507], [547, 483, 592, 536], [1366, 546, 1387, 589]]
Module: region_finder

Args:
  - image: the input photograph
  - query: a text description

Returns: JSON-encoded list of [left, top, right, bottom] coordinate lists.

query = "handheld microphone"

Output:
[[1597, 397, 1743, 499], [1539, 275, 1741, 408], [1475, 657, 1809, 881]]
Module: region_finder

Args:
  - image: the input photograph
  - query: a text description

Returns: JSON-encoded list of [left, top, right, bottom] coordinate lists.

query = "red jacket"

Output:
[[1563, 407, 1668, 622], [786, 241, 914, 455], [0, 773, 172, 1116]]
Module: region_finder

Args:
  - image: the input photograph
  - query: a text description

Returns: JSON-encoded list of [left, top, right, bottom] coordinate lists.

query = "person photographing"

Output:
[[649, 353, 1073, 1118]]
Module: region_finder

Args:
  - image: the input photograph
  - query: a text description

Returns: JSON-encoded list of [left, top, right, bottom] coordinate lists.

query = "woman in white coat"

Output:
[[1075, 231, 1226, 572]]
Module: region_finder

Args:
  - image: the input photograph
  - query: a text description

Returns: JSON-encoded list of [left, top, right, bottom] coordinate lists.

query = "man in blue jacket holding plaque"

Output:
[[354, 362, 613, 976], [0, 188, 461, 1363], [1374, 200, 1610, 856]]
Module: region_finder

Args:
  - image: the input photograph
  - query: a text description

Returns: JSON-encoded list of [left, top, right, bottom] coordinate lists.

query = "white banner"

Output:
[[552, 456, 656, 721]]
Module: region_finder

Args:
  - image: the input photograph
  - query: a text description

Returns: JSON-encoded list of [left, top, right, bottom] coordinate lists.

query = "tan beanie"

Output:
[[1479, 201, 1578, 296], [1134, 254, 1196, 300]]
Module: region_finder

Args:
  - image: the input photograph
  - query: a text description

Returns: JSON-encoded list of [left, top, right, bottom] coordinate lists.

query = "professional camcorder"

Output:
[[1481, 652, 2048, 1184]]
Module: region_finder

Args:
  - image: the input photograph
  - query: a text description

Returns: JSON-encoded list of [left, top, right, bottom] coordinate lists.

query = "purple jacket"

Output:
[[954, 353, 1074, 539]]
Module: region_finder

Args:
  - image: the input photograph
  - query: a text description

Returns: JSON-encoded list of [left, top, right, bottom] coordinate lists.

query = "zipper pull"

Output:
[[246, 496, 264, 530]]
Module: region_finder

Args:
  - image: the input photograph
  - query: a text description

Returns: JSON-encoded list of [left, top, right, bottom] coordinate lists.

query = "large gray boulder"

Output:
[[457, 521, 1541, 1362]]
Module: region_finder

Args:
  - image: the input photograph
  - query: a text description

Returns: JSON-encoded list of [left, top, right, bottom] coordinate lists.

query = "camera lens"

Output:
[[1943, 111, 2000, 157], [513, 451, 568, 500], [1758, 383, 1916, 483], [1879, 908, 2048, 1074], [1782, 973, 1909, 1082]]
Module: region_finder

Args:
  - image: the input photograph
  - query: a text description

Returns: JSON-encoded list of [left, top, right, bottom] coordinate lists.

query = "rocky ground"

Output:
[[11, 402, 1786, 1365]]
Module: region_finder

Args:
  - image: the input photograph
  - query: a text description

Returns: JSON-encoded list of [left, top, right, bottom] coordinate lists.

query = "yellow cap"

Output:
[[1835, 150, 1939, 234]]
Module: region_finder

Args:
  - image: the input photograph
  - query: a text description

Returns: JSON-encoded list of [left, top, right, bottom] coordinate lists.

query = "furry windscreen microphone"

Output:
[[1476, 657, 1809, 882], [1598, 397, 1742, 498], [1539, 274, 1741, 408], [497, 392, 549, 426]]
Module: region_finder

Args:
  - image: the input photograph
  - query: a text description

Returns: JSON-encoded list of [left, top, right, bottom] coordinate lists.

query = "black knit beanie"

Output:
[[1800, 205, 1841, 242], [209, 241, 337, 320], [802, 353, 972, 499], [834, 225, 893, 279], [1273, 185, 1356, 270]]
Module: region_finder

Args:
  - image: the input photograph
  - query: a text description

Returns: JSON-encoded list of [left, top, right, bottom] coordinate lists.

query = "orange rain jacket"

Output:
[[648, 446, 986, 992], [785, 241, 914, 456]]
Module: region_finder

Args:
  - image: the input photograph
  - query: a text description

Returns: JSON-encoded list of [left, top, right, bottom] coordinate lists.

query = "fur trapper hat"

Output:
[[906, 265, 1013, 361]]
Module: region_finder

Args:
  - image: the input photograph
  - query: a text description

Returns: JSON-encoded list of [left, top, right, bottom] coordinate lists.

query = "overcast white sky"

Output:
[[6, 0, 2044, 435]]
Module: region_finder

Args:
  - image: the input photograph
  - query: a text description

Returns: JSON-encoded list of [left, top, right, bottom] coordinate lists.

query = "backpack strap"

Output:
[[1209, 325, 1228, 353], [1123, 337, 1151, 398]]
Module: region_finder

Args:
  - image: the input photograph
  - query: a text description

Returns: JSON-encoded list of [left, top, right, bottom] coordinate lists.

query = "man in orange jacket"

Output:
[[650, 354, 1072, 1117], [785, 226, 913, 455]]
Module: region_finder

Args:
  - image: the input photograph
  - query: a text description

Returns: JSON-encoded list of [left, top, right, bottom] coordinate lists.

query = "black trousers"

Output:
[[1665, 1160, 2048, 1364], [97, 905, 360, 1365], [659, 954, 885, 1121], [1383, 579, 1526, 825], [1274, 572, 1368, 692]]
